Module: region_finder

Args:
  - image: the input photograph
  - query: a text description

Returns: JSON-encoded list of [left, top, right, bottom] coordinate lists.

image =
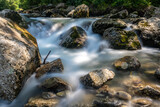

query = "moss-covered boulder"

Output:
[[92, 18, 127, 35], [72, 4, 89, 18], [113, 56, 141, 71], [60, 26, 87, 49], [137, 17, 160, 48], [109, 9, 129, 19], [0, 17, 41, 101], [103, 27, 141, 50]]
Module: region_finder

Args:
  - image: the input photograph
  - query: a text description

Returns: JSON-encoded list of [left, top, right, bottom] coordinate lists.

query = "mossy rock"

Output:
[[60, 26, 87, 49], [103, 27, 141, 50], [92, 18, 127, 35]]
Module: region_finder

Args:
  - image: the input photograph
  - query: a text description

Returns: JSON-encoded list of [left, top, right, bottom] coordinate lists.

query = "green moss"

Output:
[[70, 27, 80, 39]]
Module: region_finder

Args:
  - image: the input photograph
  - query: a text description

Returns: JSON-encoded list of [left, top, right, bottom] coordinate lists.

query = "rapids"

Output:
[[0, 17, 160, 107]]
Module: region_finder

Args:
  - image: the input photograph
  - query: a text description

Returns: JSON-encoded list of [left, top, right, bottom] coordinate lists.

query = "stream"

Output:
[[0, 17, 160, 107]]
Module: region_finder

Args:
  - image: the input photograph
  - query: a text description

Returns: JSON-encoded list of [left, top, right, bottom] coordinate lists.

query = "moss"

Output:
[[140, 21, 151, 27], [70, 27, 80, 39]]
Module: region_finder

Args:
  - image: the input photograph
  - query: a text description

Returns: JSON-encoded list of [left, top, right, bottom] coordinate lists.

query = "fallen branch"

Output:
[[43, 50, 51, 64]]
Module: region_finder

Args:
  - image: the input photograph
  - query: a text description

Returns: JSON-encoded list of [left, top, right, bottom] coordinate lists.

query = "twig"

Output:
[[43, 50, 51, 64]]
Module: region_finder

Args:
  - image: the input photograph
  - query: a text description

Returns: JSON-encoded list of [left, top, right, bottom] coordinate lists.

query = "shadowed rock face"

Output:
[[0, 17, 41, 101], [60, 26, 87, 49]]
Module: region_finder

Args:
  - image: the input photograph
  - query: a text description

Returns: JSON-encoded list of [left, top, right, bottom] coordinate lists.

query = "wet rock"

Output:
[[66, 6, 75, 13], [109, 9, 129, 19], [113, 56, 141, 71], [115, 91, 132, 101], [0, 9, 27, 27], [41, 92, 56, 99], [60, 26, 87, 49], [137, 17, 160, 48], [40, 77, 70, 93], [25, 95, 59, 107], [137, 85, 160, 100], [42, 9, 54, 17], [36, 58, 64, 78], [155, 68, 160, 79], [56, 90, 69, 97], [144, 6, 160, 18], [80, 69, 115, 88], [72, 4, 89, 18], [92, 18, 127, 35], [0, 17, 41, 101], [103, 28, 141, 50], [67, 10, 75, 17], [132, 98, 152, 107]]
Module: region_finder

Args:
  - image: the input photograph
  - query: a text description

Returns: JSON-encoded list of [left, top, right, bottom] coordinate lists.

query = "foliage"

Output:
[[0, 0, 159, 11]]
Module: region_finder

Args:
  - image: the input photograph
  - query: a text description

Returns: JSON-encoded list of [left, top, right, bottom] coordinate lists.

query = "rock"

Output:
[[72, 4, 89, 18], [67, 10, 75, 17], [115, 91, 132, 101], [109, 9, 129, 19], [60, 26, 87, 49], [41, 92, 56, 99], [113, 56, 141, 71], [42, 9, 54, 17], [56, 3, 66, 9], [80, 69, 115, 88], [144, 6, 160, 18], [137, 17, 160, 48], [50, 13, 64, 18], [0, 9, 27, 27], [155, 68, 160, 79], [103, 28, 141, 50], [36, 58, 64, 78], [0, 17, 41, 101], [137, 85, 160, 100], [93, 97, 128, 107], [129, 11, 139, 18], [92, 18, 127, 35], [40, 77, 70, 93], [25, 95, 59, 107], [66, 6, 75, 13], [132, 98, 152, 107]]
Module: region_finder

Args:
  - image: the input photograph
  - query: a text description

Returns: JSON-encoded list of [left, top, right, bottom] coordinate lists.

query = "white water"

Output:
[[0, 17, 160, 107]]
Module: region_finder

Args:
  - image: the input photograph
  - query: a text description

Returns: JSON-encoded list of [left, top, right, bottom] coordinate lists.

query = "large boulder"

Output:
[[36, 58, 64, 78], [103, 28, 141, 50], [40, 77, 70, 94], [113, 56, 141, 71], [109, 9, 129, 19], [0, 9, 27, 28], [59, 26, 87, 49], [72, 4, 89, 18], [0, 17, 41, 101], [92, 18, 127, 35], [137, 17, 160, 48], [144, 6, 160, 18], [80, 69, 115, 88]]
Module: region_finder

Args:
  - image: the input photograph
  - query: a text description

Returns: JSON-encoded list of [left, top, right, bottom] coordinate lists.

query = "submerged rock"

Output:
[[36, 58, 64, 78], [92, 18, 127, 35], [113, 56, 141, 71], [103, 28, 141, 50], [40, 77, 70, 93], [41, 92, 56, 99], [155, 68, 160, 79], [25, 95, 59, 107], [72, 4, 89, 18], [80, 69, 115, 88], [60, 26, 87, 49], [0, 17, 41, 101], [115, 91, 132, 101], [137, 17, 160, 48], [132, 98, 152, 107], [137, 85, 160, 100]]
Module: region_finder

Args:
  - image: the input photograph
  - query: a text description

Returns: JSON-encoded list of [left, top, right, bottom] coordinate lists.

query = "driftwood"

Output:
[[43, 50, 51, 64]]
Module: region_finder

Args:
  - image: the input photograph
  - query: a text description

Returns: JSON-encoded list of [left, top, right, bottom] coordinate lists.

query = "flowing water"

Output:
[[0, 17, 160, 107]]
